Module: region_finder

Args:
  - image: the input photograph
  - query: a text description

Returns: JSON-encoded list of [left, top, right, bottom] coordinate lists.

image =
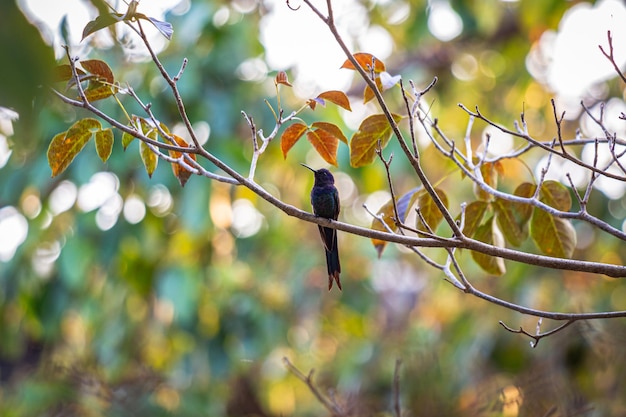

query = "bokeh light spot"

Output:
[[0, 206, 28, 262]]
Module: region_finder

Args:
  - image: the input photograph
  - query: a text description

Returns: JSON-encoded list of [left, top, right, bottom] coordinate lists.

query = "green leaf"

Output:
[[539, 180, 571, 211], [461, 201, 489, 238], [471, 216, 506, 275], [82, 12, 123, 40], [122, 129, 135, 150], [140, 141, 158, 178], [530, 207, 576, 258], [416, 188, 449, 233], [349, 113, 402, 167], [494, 199, 528, 247], [511, 182, 536, 224], [47, 118, 101, 177], [95, 128, 114, 162], [306, 129, 339, 166], [81, 59, 114, 84]]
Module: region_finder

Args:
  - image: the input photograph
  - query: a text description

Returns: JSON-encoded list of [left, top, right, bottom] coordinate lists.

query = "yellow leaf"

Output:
[[95, 128, 114, 162], [47, 118, 101, 177], [416, 188, 448, 233], [349, 113, 402, 167], [531, 208, 576, 258], [140, 141, 158, 178]]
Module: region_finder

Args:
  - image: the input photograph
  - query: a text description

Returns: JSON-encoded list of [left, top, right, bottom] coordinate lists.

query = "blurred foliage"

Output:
[[2, 0, 626, 415]]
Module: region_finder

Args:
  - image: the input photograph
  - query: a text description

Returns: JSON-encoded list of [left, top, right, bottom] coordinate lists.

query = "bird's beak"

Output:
[[300, 163, 317, 173]]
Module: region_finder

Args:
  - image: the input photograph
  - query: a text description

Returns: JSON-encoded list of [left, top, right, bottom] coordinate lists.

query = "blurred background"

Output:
[[2, 0, 626, 415]]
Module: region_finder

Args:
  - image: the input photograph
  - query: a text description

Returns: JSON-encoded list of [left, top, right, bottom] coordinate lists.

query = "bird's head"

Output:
[[301, 163, 335, 186]]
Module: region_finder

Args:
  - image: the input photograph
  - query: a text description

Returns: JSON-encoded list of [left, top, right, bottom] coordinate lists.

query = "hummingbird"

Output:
[[301, 164, 342, 291]]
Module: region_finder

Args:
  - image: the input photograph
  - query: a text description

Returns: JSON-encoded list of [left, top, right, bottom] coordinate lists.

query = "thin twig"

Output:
[[599, 30, 626, 84], [283, 358, 346, 416], [499, 319, 576, 348], [393, 359, 402, 417]]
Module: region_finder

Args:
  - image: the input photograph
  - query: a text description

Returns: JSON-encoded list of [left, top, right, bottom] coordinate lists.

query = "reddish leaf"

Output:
[[81, 60, 114, 84], [349, 113, 403, 167], [306, 129, 339, 166], [95, 128, 114, 162], [280, 123, 308, 159], [311, 122, 347, 144], [168, 134, 196, 187], [47, 118, 101, 177], [316, 91, 351, 111], [340, 52, 386, 73], [275, 71, 292, 87]]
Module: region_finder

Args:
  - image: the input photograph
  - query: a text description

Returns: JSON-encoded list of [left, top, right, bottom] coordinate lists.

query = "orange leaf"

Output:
[[370, 197, 398, 257], [349, 113, 402, 167], [168, 134, 196, 187], [316, 90, 351, 111], [363, 76, 384, 103], [340, 52, 386, 73], [311, 121, 347, 144], [306, 129, 338, 166], [280, 123, 308, 159]]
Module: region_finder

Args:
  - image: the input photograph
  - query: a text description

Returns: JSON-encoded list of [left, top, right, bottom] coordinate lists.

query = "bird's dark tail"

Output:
[[320, 226, 341, 290]]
